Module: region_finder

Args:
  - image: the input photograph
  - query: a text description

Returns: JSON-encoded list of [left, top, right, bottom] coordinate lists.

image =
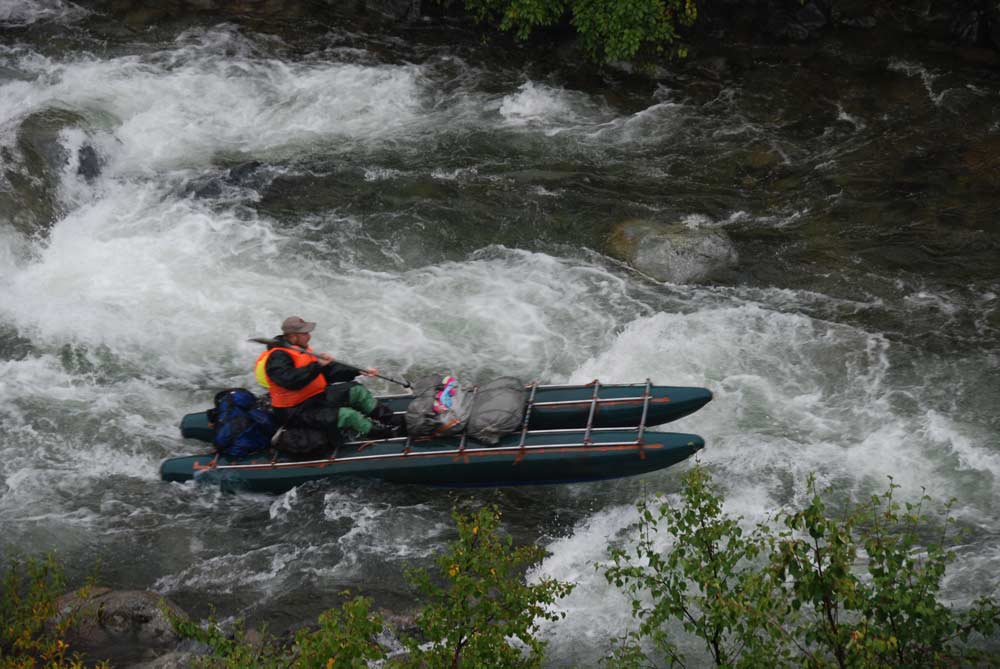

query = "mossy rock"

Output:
[[55, 588, 188, 653]]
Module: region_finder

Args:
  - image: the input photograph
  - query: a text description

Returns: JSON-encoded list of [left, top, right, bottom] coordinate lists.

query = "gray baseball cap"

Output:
[[281, 316, 316, 334]]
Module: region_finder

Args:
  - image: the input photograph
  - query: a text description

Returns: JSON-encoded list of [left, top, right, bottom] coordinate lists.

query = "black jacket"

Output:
[[264, 335, 359, 391]]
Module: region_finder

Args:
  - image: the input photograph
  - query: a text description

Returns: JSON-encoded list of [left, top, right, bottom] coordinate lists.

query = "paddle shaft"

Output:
[[249, 337, 411, 389]]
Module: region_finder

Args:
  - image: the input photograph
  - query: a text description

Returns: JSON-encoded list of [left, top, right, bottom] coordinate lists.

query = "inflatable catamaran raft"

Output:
[[160, 380, 712, 493]]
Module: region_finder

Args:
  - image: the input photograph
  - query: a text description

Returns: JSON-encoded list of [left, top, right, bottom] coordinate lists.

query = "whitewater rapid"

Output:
[[1, 9, 998, 665]]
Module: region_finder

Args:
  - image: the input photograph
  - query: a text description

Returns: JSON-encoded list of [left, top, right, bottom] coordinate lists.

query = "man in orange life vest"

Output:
[[255, 316, 398, 441]]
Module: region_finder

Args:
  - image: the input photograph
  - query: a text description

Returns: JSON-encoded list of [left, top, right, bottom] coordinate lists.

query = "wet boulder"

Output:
[[608, 219, 739, 284], [185, 160, 263, 199], [77, 144, 102, 182], [55, 588, 188, 662], [3, 108, 101, 234]]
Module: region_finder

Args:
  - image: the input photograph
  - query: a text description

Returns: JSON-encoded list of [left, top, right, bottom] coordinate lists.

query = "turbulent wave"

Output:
[[0, 0, 87, 26]]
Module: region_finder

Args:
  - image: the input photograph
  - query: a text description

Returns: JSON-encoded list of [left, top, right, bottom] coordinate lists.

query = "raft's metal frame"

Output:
[[378, 380, 662, 401], [199, 379, 659, 472]]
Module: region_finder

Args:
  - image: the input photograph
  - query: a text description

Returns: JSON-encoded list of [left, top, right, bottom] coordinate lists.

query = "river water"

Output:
[[1, 1, 998, 665]]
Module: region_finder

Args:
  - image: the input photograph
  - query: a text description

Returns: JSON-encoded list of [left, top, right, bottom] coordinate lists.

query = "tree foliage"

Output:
[[450, 0, 698, 62], [605, 466, 788, 668], [604, 467, 1000, 668], [168, 595, 386, 669], [169, 505, 573, 669], [0, 554, 109, 669], [401, 505, 574, 668], [18, 476, 999, 668]]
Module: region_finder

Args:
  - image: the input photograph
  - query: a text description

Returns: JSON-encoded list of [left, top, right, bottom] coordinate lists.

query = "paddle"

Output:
[[248, 337, 411, 389]]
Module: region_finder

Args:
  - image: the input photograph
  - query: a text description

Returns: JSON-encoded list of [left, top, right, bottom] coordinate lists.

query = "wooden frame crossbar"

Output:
[[375, 381, 659, 401]]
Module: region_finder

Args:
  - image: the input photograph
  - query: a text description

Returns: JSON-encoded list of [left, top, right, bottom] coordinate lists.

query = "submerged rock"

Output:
[[186, 160, 264, 199], [77, 144, 102, 182], [608, 219, 739, 284]]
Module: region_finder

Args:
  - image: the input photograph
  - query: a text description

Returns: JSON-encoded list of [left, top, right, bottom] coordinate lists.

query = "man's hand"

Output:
[[362, 367, 378, 377], [316, 352, 336, 366]]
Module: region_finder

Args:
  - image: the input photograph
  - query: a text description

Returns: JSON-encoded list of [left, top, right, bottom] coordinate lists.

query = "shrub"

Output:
[[771, 477, 1000, 668], [166, 612, 290, 669], [168, 598, 386, 669], [0, 554, 108, 669], [400, 505, 575, 668], [605, 466, 788, 668], [450, 0, 697, 62], [295, 596, 386, 669], [171, 505, 573, 669], [604, 467, 1000, 668]]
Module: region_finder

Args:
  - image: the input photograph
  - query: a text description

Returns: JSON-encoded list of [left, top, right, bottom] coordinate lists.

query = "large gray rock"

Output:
[[608, 219, 738, 284], [55, 588, 188, 655]]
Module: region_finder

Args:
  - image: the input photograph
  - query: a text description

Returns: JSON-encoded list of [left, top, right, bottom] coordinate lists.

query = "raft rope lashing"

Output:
[[455, 385, 479, 459]]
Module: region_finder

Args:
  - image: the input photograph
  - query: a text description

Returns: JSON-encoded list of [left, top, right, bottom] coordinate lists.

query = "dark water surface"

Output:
[[1, 2, 998, 664]]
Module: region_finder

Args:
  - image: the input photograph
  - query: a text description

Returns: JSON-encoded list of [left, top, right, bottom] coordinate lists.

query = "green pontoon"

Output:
[[177, 381, 713, 441], [162, 380, 711, 492], [161, 428, 705, 493]]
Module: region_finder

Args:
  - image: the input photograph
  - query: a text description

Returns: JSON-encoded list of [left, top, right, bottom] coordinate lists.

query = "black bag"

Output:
[[271, 426, 330, 455]]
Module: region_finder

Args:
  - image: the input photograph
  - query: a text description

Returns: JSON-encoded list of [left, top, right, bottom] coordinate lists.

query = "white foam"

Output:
[[836, 103, 866, 130], [322, 490, 449, 562], [0, 34, 427, 175], [531, 185, 562, 197], [529, 505, 643, 661], [364, 167, 406, 181], [888, 58, 950, 106], [154, 542, 300, 595], [573, 305, 971, 494], [498, 82, 592, 128], [924, 410, 1000, 478], [431, 166, 478, 181], [680, 211, 749, 229], [0, 0, 87, 26]]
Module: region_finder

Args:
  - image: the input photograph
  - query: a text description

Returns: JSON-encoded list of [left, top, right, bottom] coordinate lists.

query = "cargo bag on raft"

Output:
[[405, 375, 525, 444], [271, 426, 330, 455], [465, 377, 526, 445], [405, 375, 472, 438], [210, 388, 276, 458]]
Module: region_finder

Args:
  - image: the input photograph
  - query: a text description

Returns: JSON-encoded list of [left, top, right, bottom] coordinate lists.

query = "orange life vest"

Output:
[[255, 346, 327, 408]]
